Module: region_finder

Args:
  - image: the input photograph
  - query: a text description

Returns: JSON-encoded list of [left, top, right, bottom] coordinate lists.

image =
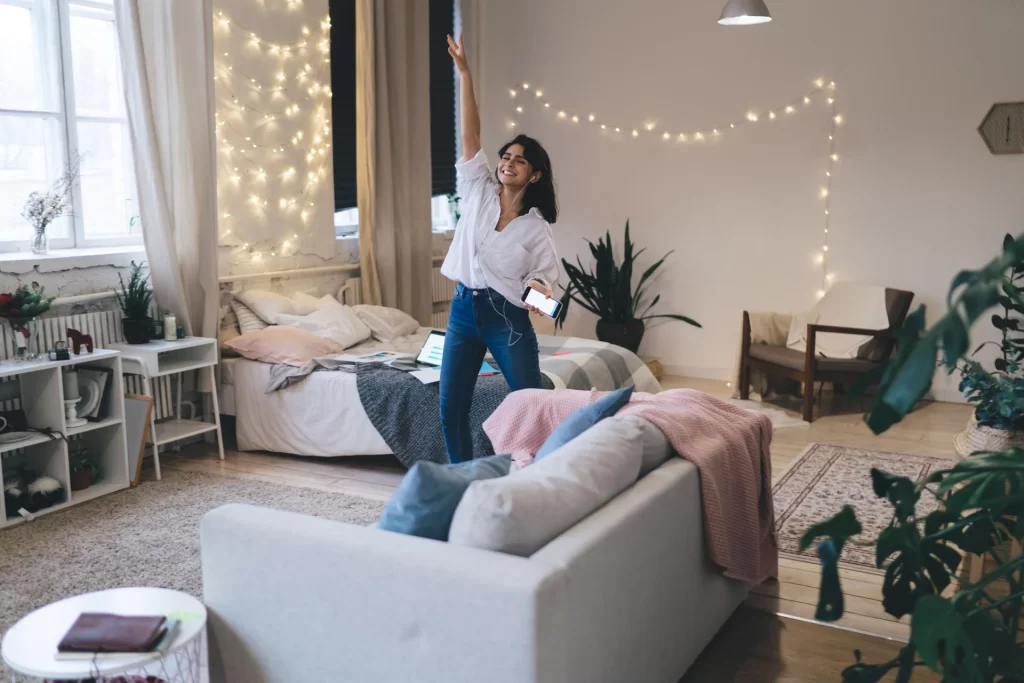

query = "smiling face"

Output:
[[497, 144, 537, 189]]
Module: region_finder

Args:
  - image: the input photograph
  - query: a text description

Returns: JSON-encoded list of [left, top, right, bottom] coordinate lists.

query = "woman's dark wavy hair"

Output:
[[496, 134, 558, 224]]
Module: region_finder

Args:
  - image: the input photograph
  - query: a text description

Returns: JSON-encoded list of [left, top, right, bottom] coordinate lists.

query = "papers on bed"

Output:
[[410, 369, 442, 384]]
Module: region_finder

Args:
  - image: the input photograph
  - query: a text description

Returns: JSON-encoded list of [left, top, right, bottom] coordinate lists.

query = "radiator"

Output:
[[432, 262, 452, 330], [432, 264, 454, 305], [0, 307, 176, 420], [338, 277, 363, 305]]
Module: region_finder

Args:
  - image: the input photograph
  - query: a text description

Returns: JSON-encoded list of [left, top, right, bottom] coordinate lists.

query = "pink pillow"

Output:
[[224, 326, 343, 366]]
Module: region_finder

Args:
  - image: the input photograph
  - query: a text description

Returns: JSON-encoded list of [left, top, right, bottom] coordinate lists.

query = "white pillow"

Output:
[[276, 296, 372, 350], [231, 300, 269, 335], [290, 291, 322, 315], [235, 289, 298, 324], [448, 415, 643, 556], [352, 305, 420, 341]]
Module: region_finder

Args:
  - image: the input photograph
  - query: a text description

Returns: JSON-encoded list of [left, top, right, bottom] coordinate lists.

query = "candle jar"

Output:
[[163, 313, 177, 341]]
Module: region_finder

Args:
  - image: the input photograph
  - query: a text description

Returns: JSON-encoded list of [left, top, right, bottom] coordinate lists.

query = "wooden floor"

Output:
[[682, 607, 939, 682], [165, 375, 970, 682]]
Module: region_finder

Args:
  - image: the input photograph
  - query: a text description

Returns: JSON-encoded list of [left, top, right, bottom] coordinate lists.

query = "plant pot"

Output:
[[954, 410, 1024, 459], [69, 469, 92, 492], [596, 318, 645, 353], [122, 317, 152, 344]]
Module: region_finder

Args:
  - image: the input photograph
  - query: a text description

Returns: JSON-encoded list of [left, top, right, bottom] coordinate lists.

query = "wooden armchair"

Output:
[[739, 288, 914, 422]]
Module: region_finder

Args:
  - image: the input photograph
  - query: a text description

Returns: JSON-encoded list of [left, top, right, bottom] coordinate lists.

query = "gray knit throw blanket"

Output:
[[354, 362, 552, 468]]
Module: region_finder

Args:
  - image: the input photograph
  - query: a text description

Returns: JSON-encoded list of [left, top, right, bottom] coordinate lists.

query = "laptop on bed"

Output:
[[387, 330, 446, 371], [389, 331, 496, 375]]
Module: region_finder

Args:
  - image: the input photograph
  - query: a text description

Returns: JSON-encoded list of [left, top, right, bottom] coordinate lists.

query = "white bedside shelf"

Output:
[[154, 418, 220, 445], [106, 337, 224, 480], [0, 352, 129, 530]]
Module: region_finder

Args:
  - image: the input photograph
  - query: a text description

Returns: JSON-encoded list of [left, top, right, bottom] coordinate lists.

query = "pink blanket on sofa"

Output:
[[483, 388, 778, 584]]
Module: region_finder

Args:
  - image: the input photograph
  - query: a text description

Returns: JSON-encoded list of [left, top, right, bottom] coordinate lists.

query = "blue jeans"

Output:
[[439, 282, 542, 463]]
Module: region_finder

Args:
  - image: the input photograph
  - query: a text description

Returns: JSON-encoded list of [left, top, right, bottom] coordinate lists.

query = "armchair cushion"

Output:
[[748, 345, 876, 374], [786, 283, 890, 359]]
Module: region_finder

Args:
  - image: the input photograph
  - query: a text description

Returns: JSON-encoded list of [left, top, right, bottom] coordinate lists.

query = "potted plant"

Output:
[[801, 233, 1024, 682], [555, 220, 700, 352], [116, 261, 153, 345], [69, 446, 101, 491], [0, 282, 56, 360], [953, 234, 1024, 457]]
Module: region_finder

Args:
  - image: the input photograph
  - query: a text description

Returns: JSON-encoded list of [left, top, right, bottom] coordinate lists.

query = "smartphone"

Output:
[[521, 286, 563, 318]]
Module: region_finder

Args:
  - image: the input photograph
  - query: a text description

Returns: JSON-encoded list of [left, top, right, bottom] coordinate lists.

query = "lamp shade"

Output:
[[718, 0, 772, 25]]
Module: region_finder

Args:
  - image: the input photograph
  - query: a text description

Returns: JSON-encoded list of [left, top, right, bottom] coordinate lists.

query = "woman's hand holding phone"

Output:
[[524, 280, 553, 316]]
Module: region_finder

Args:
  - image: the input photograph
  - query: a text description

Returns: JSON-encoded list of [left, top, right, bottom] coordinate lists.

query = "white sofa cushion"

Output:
[[632, 416, 673, 477], [448, 415, 643, 556]]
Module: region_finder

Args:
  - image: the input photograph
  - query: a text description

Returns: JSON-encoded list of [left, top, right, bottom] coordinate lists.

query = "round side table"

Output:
[[2, 587, 206, 683]]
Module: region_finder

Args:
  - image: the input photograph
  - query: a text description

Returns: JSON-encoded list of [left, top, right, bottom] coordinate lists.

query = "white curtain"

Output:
[[356, 0, 433, 324], [114, 0, 219, 343]]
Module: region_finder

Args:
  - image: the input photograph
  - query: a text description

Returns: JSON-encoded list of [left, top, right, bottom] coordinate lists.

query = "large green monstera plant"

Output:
[[802, 234, 1024, 682]]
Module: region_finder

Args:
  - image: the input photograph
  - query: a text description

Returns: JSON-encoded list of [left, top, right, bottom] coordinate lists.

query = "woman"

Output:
[[439, 34, 560, 464]]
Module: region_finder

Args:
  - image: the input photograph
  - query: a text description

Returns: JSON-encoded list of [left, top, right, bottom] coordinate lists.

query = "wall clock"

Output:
[[978, 102, 1024, 155]]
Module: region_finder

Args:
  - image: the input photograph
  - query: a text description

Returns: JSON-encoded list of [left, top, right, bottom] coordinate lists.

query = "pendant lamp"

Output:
[[718, 0, 772, 25]]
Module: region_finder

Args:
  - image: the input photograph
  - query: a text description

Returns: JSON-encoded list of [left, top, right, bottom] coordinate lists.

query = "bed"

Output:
[[218, 327, 662, 459]]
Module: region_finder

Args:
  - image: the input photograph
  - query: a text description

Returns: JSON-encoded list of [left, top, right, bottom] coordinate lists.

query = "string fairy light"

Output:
[[507, 77, 844, 299], [214, 7, 334, 261]]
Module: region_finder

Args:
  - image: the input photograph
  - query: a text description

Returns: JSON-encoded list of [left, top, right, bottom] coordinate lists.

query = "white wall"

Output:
[[213, 0, 351, 277], [477, 0, 1023, 398]]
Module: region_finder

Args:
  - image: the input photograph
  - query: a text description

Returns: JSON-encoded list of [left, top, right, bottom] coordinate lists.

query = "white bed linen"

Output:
[[228, 328, 432, 457], [224, 328, 662, 458]]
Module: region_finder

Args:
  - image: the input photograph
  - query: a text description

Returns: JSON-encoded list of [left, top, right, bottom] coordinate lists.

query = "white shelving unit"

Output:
[[0, 350, 129, 529], [107, 338, 224, 480]]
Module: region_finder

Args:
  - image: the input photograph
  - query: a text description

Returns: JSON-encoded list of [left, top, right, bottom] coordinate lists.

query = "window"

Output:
[[330, 0, 456, 238], [0, 0, 139, 253]]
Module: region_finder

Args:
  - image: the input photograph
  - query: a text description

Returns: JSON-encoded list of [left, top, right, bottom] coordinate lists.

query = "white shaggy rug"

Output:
[[725, 399, 809, 430], [0, 468, 384, 677]]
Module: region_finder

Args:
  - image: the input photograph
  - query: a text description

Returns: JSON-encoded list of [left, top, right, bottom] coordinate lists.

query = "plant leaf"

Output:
[[911, 595, 980, 679], [641, 313, 702, 328]]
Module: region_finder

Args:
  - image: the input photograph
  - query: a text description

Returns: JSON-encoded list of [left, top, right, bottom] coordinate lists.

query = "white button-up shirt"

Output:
[[440, 150, 559, 309]]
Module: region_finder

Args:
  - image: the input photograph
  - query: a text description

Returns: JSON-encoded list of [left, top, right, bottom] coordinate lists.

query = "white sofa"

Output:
[[200, 453, 749, 682]]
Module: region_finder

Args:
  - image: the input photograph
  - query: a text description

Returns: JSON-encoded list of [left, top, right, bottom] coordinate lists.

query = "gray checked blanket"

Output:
[[265, 334, 661, 465]]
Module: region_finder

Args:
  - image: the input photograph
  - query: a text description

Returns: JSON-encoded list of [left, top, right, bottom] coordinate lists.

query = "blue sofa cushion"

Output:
[[534, 385, 635, 462], [377, 453, 512, 541]]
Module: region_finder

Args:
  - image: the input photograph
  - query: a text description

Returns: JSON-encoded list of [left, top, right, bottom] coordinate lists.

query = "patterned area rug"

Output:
[[773, 443, 956, 572]]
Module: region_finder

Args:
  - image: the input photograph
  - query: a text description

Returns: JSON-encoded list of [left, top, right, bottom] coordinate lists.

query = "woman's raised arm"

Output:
[[448, 34, 480, 161]]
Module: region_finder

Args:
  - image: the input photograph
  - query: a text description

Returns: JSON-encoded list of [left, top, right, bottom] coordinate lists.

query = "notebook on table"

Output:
[[55, 613, 176, 659]]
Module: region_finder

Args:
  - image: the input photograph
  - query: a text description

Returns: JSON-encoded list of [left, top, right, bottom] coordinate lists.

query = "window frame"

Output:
[[0, 0, 140, 254]]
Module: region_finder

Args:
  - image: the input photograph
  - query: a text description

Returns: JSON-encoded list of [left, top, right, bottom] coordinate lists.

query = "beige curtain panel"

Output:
[[356, 0, 434, 324]]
